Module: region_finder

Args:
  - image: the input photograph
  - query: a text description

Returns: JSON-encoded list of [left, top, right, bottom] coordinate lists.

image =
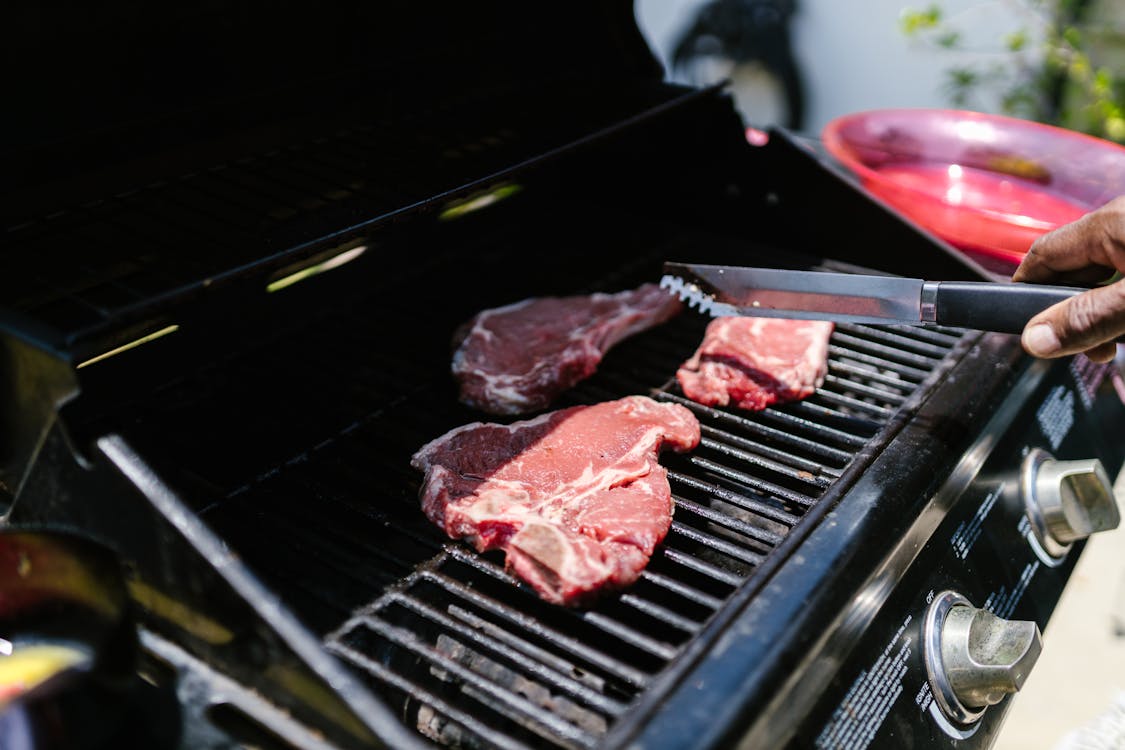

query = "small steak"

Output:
[[677, 317, 834, 411], [452, 284, 682, 415], [410, 396, 701, 606]]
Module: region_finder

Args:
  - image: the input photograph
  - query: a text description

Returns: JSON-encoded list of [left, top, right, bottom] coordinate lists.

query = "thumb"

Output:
[[1021, 281, 1125, 362]]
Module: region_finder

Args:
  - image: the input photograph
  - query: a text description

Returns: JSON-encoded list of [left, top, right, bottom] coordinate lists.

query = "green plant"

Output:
[[901, 0, 1125, 141]]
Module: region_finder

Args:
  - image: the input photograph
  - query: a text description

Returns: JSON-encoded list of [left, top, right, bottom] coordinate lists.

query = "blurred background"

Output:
[[635, 0, 1125, 140], [635, 3, 1125, 749]]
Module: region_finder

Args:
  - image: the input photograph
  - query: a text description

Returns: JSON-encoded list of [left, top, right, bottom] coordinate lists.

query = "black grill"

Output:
[[147, 286, 965, 749], [65, 185, 968, 747], [2, 91, 999, 747], [7, 5, 1039, 746], [319, 323, 963, 750]]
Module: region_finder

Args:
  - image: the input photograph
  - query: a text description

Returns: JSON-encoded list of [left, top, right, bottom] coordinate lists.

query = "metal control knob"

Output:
[[1022, 448, 1120, 559], [923, 591, 1043, 724]]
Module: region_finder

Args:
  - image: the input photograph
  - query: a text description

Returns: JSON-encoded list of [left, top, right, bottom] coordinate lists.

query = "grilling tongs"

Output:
[[661, 262, 1107, 335]]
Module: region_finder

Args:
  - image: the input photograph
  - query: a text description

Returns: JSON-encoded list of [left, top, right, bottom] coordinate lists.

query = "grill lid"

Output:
[[3, 1, 660, 206], [0, 0, 989, 363]]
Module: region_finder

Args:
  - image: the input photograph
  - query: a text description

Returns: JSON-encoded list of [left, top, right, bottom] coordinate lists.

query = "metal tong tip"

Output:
[[659, 274, 737, 318]]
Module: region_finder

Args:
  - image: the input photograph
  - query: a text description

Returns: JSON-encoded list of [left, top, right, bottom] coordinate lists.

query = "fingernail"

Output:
[[1023, 324, 1061, 356]]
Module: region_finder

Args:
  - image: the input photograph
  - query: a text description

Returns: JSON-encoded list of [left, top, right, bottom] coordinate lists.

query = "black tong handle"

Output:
[[933, 281, 1113, 336]]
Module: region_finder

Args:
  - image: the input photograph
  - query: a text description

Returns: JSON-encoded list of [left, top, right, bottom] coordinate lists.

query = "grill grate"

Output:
[[102, 199, 967, 747], [308, 316, 965, 750]]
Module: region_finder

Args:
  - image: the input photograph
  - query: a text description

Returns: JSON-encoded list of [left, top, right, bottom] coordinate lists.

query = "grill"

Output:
[[134, 290, 963, 749], [313, 320, 965, 750], [3, 3, 1124, 750]]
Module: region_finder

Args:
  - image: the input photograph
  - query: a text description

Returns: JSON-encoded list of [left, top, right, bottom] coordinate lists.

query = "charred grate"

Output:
[[313, 318, 965, 750]]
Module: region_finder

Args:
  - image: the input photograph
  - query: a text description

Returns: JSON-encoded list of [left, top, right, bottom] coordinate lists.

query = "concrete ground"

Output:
[[993, 469, 1125, 750]]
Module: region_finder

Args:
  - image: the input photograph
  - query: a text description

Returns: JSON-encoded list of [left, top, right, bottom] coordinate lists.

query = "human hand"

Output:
[[1012, 196, 1125, 363]]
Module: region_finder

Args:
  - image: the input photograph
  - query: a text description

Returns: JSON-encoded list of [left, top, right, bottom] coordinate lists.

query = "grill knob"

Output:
[[1022, 448, 1120, 559], [923, 591, 1043, 724]]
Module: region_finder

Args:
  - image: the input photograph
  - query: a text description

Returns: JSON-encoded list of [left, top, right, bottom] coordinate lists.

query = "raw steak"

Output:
[[410, 395, 701, 606], [452, 284, 682, 415], [677, 317, 834, 411]]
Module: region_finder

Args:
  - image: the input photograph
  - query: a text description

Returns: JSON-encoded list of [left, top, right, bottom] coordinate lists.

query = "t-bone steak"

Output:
[[452, 284, 682, 415], [677, 317, 834, 411], [410, 395, 701, 606]]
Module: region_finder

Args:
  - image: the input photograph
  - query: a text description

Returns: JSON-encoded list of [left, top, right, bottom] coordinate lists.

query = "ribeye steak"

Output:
[[452, 284, 681, 415], [410, 395, 701, 605], [677, 317, 834, 411]]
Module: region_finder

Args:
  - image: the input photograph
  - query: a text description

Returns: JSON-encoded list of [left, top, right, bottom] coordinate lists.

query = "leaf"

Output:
[[899, 0, 1125, 137], [1094, 69, 1113, 97], [1107, 116, 1125, 142], [948, 67, 978, 88], [937, 30, 961, 49], [1005, 30, 1027, 52], [900, 5, 942, 35]]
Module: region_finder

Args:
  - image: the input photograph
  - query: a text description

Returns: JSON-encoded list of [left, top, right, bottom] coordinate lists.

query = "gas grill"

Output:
[[2, 3, 1124, 749]]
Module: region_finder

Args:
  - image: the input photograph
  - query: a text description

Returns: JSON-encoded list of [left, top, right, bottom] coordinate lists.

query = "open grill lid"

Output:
[[4, 1, 663, 202], [1, 1, 663, 354], [0, 0, 989, 362]]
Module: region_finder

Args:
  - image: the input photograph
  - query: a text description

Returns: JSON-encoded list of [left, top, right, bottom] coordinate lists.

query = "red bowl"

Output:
[[821, 108, 1125, 270]]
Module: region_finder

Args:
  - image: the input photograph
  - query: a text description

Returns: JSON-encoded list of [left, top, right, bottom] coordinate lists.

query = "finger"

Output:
[[1013, 197, 1125, 283], [1038, 264, 1119, 287], [1014, 219, 1098, 283], [1020, 280, 1125, 358], [1083, 341, 1119, 364]]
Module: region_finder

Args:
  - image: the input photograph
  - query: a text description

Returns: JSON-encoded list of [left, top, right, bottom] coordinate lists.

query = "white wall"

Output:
[[635, 0, 1034, 136]]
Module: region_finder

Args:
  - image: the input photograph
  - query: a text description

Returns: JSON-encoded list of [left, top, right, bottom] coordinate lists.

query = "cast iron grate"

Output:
[[105, 208, 966, 748], [308, 318, 965, 750]]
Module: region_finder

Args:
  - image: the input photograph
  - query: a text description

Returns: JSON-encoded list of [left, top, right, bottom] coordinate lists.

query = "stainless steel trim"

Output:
[[1021, 448, 1071, 561], [923, 591, 988, 726], [921, 282, 940, 324]]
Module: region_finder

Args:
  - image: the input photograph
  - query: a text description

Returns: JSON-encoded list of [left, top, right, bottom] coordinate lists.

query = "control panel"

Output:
[[795, 356, 1125, 749]]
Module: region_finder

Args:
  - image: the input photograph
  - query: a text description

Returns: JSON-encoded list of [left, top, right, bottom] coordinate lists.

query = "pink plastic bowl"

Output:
[[821, 108, 1125, 270]]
